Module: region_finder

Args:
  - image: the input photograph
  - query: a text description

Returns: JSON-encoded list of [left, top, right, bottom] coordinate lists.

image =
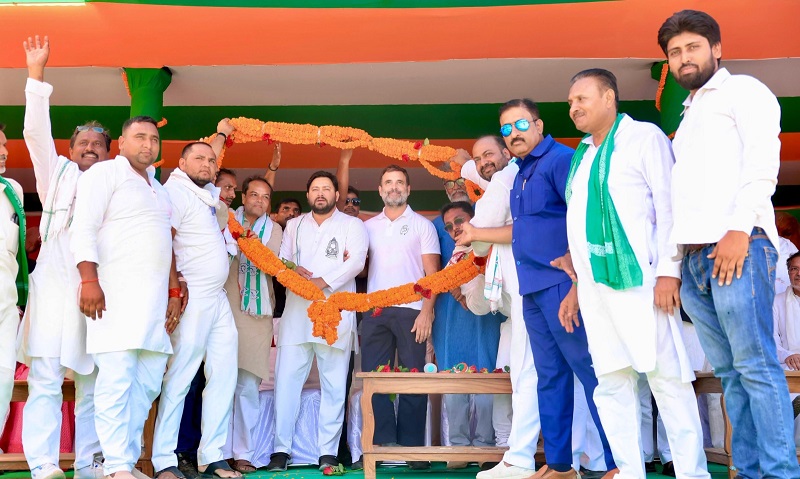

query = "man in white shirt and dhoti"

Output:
[[17, 36, 105, 479], [267, 171, 368, 472], [559, 69, 708, 479], [223, 175, 282, 472], [0, 123, 27, 455], [151, 141, 241, 479], [70, 116, 179, 479]]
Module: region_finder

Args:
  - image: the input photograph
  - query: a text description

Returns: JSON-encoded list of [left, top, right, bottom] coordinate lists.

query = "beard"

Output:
[[447, 191, 470, 202], [674, 55, 718, 91], [381, 189, 409, 207], [312, 200, 336, 215], [187, 172, 211, 188]]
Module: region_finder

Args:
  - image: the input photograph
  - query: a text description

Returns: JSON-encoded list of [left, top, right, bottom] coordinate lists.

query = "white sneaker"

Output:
[[74, 461, 104, 479], [31, 463, 66, 479], [476, 462, 535, 479]]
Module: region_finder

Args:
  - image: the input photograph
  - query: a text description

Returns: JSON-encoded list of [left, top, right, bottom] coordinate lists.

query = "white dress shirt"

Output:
[[279, 209, 368, 350], [773, 286, 800, 364], [671, 68, 781, 249], [365, 204, 440, 310], [70, 156, 173, 355]]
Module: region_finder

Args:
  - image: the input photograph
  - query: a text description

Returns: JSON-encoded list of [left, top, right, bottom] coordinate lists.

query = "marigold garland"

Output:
[[228, 211, 482, 345]]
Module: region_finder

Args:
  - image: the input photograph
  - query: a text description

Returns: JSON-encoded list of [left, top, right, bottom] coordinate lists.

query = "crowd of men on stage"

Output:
[[2, 9, 800, 479]]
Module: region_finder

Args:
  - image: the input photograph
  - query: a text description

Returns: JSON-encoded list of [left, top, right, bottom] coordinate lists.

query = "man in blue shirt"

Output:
[[501, 99, 616, 479]]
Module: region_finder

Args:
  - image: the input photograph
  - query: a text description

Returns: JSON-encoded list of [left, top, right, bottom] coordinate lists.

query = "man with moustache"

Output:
[[267, 171, 368, 472], [500, 99, 616, 478], [362, 165, 440, 469], [558, 68, 707, 479], [273, 199, 302, 230], [658, 10, 799, 477], [432, 174, 501, 468], [223, 175, 282, 472], [16, 36, 104, 479], [70, 116, 180, 479], [151, 141, 241, 479]]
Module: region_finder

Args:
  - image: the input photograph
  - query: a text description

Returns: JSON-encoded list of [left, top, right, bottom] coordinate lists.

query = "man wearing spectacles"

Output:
[[500, 99, 616, 478], [18, 36, 109, 479], [342, 187, 362, 218]]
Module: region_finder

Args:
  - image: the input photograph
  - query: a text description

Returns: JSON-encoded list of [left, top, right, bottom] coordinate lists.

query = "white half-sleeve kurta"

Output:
[[278, 209, 368, 351], [69, 156, 173, 355], [566, 115, 693, 380], [16, 78, 93, 373]]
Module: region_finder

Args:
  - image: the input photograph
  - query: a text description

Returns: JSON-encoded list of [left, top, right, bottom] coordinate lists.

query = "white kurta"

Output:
[[278, 209, 368, 351], [565, 115, 693, 380], [773, 287, 800, 365], [16, 78, 93, 374], [69, 156, 173, 355], [0, 177, 23, 372]]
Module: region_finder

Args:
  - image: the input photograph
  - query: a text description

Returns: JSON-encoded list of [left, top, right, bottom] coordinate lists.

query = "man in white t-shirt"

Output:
[[362, 165, 440, 469]]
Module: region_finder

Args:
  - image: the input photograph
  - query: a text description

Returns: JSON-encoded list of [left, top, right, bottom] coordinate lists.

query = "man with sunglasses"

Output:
[[342, 187, 362, 217], [18, 36, 107, 479], [499, 99, 616, 478]]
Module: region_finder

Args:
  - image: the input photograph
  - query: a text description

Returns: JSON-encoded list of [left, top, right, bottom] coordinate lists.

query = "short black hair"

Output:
[[499, 99, 540, 120], [181, 141, 214, 159], [441, 201, 474, 219], [380, 164, 410, 186], [658, 10, 721, 56], [70, 121, 112, 150], [347, 186, 360, 197], [217, 167, 236, 180], [570, 68, 620, 110], [0, 123, 5, 131], [788, 252, 800, 268], [241, 175, 273, 195], [277, 198, 302, 212], [306, 170, 339, 192], [475, 135, 507, 152], [121, 116, 159, 135]]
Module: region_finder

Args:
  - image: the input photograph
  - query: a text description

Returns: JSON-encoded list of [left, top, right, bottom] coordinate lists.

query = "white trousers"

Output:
[[593, 313, 708, 479], [23, 358, 100, 469], [0, 366, 11, 441], [0, 276, 17, 434], [222, 369, 261, 461], [152, 292, 238, 471], [503, 295, 540, 470], [637, 374, 671, 463], [573, 376, 606, 472], [274, 342, 350, 457], [492, 319, 512, 447], [93, 349, 168, 476]]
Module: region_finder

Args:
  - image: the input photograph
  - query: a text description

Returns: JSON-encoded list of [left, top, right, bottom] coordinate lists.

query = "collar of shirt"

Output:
[[681, 67, 731, 111], [375, 203, 413, 222], [580, 114, 632, 146], [117, 155, 158, 182]]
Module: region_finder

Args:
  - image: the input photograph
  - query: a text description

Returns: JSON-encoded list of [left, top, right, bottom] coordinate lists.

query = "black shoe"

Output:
[[351, 457, 364, 471], [177, 453, 198, 479], [319, 456, 339, 471], [266, 452, 291, 472], [480, 462, 499, 472], [661, 461, 675, 477], [408, 461, 430, 470], [644, 462, 656, 473], [578, 466, 606, 479]]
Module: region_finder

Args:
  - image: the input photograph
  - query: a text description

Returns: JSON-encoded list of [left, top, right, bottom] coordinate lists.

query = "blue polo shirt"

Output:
[[510, 134, 575, 295]]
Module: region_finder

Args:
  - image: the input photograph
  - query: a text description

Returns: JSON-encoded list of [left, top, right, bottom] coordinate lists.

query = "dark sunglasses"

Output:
[[500, 118, 537, 137], [75, 126, 105, 134], [444, 178, 466, 189], [345, 198, 361, 206], [443, 216, 467, 233]]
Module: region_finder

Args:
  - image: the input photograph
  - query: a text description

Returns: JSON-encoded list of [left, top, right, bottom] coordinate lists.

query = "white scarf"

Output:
[[483, 246, 504, 313], [784, 286, 800, 353], [234, 206, 274, 316], [39, 157, 80, 243], [167, 168, 221, 208]]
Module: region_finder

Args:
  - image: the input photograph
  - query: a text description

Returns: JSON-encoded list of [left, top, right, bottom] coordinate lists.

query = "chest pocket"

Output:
[[517, 168, 549, 217]]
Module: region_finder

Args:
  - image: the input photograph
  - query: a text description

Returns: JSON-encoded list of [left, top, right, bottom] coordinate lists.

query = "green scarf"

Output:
[[565, 114, 642, 291], [0, 176, 28, 305]]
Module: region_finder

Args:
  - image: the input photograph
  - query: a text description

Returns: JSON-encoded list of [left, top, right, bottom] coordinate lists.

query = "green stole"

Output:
[[0, 176, 28, 305], [565, 114, 642, 291]]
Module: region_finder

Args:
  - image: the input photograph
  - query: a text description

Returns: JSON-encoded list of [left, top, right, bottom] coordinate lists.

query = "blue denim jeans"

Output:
[[681, 229, 800, 479]]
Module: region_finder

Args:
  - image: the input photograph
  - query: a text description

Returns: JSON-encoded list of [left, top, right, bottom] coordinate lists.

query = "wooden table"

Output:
[[1, 380, 157, 476], [357, 372, 512, 479], [693, 371, 800, 479]]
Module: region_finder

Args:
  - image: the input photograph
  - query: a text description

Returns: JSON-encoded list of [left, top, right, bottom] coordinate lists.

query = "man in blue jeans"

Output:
[[659, 9, 800, 478], [501, 99, 616, 479]]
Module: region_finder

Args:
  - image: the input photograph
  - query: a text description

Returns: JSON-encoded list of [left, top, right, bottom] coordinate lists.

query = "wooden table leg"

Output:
[[361, 381, 376, 479]]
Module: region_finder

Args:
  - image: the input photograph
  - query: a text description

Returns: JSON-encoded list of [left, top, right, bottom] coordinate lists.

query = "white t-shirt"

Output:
[[365, 204, 440, 310]]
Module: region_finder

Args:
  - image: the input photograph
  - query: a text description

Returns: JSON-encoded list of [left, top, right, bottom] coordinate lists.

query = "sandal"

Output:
[[231, 461, 256, 474], [198, 461, 242, 479], [156, 467, 186, 479]]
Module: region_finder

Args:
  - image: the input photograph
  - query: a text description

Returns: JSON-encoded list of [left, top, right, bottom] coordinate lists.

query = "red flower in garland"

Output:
[[401, 154, 410, 162], [473, 255, 488, 267], [372, 307, 383, 317], [225, 137, 234, 148], [262, 133, 271, 142], [413, 283, 432, 299], [319, 142, 328, 147], [230, 230, 241, 240], [413, 141, 423, 150]]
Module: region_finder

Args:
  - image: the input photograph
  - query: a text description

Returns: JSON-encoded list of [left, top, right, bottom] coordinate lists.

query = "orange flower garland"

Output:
[[228, 211, 482, 345]]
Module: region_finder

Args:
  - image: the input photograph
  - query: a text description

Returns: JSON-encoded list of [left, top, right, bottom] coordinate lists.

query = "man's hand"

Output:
[[295, 266, 313, 280], [456, 222, 477, 247], [558, 284, 580, 333], [450, 287, 468, 310], [787, 354, 800, 371], [310, 277, 329, 291], [80, 281, 106, 320], [340, 148, 353, 163], [217, 118, 235, 137], [708, 230, 750, 286], [23, 35, 49, 82], [410, 309, 434, 343], [550, 252, 577, 282], [654, 276, 681, 315], [270, 142, 282, 169], [449, 149, 471, 166], [178, 280, 189, 313], [165, 298, 182, 334]]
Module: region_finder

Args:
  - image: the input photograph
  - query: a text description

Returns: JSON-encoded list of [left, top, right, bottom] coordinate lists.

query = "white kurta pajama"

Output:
[[70, 156, 173, 476], [0, 176, 23, 439], [565, 115, 707, 479], [151, 169, 238, 472], [772, 287, 800, 445], [16, 78, 101, 473], [274, 209, 368, 458]]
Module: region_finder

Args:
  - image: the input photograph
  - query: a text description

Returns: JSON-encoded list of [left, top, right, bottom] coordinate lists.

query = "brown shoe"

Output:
[[600, 468, 619, 479], [525, 466, 577, 479], [447, 462, 469, 469]]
